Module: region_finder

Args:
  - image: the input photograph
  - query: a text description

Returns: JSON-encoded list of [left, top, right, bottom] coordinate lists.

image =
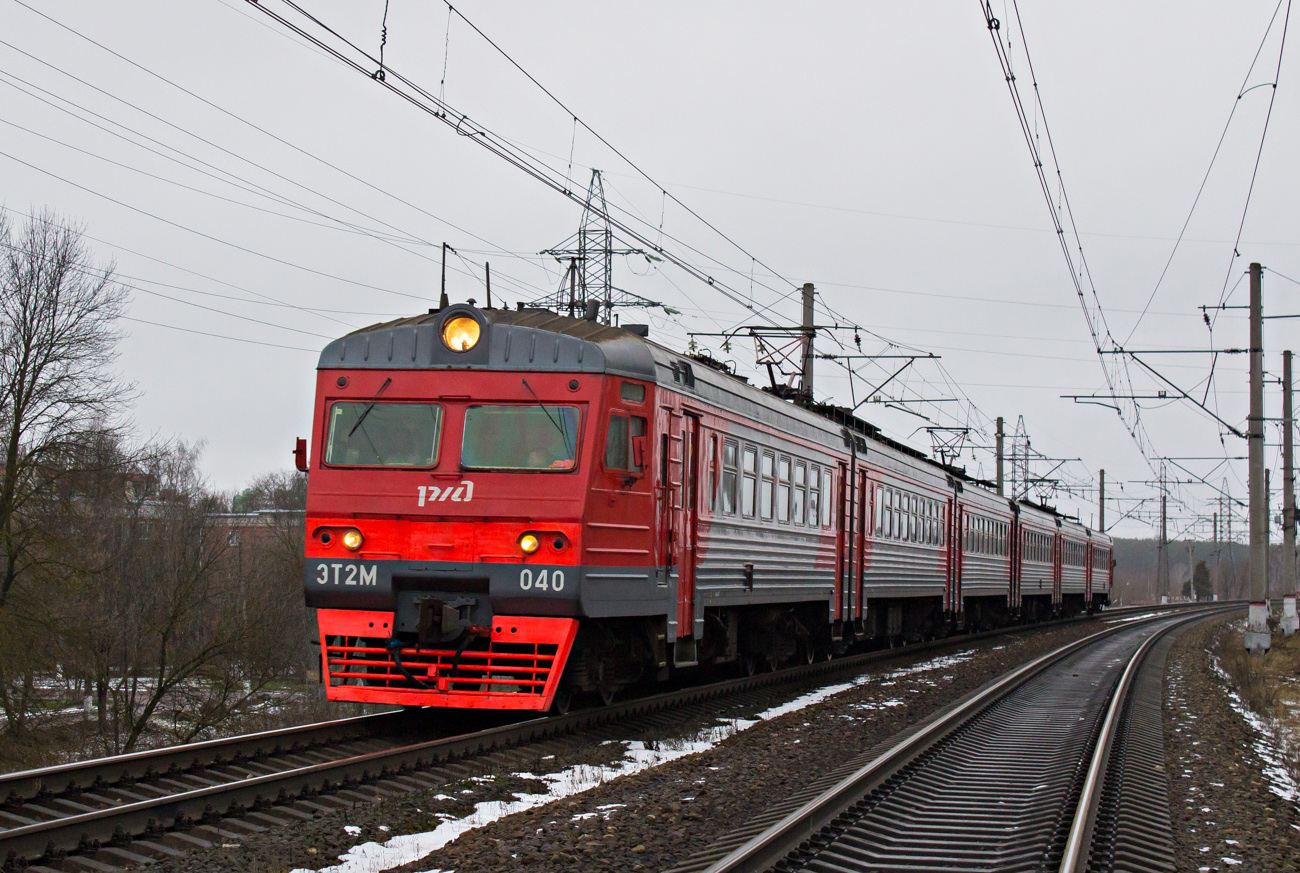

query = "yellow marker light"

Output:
[[341, 529, 364, 551], [518, 533, 540, 555], [442, 316, 481, 352]]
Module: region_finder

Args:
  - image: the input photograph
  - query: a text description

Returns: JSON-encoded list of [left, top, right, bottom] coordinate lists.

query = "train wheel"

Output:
[[798, 640, 816, 665], [741, 654, 759, 677], [550, 685, 572, 715]]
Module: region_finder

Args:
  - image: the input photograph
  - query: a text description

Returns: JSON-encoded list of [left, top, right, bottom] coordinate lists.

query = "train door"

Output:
[[855, 469, 869, 620], [1052, 531, 1062, 607], [946, 499, 962, 614], [835, 461, 851, 624], [1084, 542, 1093, 604], [676, 414, 701, 635], [1009, 511, 1021, 611], [659, 409, 681, 633]]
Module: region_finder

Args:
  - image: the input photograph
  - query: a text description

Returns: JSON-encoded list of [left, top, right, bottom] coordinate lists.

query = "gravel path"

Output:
[[1165, 615, 1300, 872]]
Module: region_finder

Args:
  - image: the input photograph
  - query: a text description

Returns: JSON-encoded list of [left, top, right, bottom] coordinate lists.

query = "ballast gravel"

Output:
[[142, 619, 1129, 873], [1164, 615, 1300, 872]]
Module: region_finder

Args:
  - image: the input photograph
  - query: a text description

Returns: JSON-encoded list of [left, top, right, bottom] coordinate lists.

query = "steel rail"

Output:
[[0, 710, 407, 805], [695, 604, 1235, 873], [1057, 612, 1183, 872], [0, 601, 1211, 865]]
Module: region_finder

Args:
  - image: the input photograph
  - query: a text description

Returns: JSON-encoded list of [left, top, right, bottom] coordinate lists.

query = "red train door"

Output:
[[1009, 513, 1021, 610], [835, 461, 851, 624], [676, 414, 700, 635], [854, 469, 868, 620], [1052, 532, 1062, 607], [1085, 542, 1093, 604], [947, 499, 962, 614]]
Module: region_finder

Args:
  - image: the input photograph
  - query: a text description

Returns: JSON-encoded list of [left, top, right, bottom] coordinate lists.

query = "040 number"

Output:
[[519, 568, 565, 592]]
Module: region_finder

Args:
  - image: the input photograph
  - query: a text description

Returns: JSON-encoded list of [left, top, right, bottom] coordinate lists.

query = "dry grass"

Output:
[[1215, 621, 1300, 791], [1216, 627, 1283, 717]]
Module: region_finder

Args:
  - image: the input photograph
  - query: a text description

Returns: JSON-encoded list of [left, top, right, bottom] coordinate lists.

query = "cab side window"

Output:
[[603, 414, 646, 473]]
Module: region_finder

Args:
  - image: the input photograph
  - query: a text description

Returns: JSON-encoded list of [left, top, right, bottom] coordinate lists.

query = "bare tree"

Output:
[[0, 208, 131, 611]]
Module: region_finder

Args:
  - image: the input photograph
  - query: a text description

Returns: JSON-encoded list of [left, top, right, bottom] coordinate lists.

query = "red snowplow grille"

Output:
[[316, 610, 577, 711]]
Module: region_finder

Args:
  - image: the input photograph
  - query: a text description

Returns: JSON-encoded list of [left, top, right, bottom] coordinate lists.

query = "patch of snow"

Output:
[[342, 826, 360, 836], [1209, 654, 1300, 803]]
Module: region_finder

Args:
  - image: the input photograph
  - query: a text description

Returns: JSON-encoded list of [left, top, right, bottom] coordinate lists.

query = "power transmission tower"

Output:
[[1010, 416, 1030, 501], [534, 169, 660, 321]]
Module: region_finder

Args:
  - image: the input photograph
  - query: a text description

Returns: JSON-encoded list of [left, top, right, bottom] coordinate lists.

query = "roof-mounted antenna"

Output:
[[439, 242, 453, 310]]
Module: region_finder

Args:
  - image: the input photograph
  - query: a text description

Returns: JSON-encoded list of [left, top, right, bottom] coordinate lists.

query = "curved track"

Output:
[[667, 604, 1233, 873]]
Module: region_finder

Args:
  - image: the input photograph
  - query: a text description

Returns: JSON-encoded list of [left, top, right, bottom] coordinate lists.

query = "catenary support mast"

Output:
[[1246, 262, 1271, 653], [1283, 350, 1298, 634]]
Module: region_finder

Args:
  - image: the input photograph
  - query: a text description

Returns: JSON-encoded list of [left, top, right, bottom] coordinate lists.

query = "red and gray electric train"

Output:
[[302, 304, 1112, 712]]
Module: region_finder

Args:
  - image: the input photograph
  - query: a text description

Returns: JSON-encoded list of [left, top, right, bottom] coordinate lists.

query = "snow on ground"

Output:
[[293, 649, 973, 873], [1209, 653, 1300, 804]]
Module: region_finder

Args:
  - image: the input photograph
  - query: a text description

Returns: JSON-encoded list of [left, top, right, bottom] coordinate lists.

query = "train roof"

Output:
[[318, 305, 658, 381]]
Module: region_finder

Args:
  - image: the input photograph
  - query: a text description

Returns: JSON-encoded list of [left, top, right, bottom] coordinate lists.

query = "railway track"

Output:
[[666, 604, 1234, 873], [0, 603, 1208, 872]]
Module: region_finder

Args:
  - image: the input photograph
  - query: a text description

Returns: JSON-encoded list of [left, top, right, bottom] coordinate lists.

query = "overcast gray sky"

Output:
[[2, 1, 1296, 538]]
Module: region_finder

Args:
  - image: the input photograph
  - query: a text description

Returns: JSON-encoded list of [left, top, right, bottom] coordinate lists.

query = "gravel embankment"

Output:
[[141, 619, 1119, 873], [1164, 615, 1300, 872]]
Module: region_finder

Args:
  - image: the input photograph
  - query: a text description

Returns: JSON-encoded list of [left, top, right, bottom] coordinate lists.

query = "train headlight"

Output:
[[442, 316, 481, 352], [518, 533, 540, 555], [341, 528, 364, 551]]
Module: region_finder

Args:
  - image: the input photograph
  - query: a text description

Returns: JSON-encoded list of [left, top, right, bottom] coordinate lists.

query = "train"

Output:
[[300, 302, 1112, 712]]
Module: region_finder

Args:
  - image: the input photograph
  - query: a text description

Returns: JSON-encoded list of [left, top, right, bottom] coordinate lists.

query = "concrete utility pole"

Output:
[[1098, 469, 1105, 531], [800, 282, 815, 401], [1283, 350, 1298, 634], [1214, 511, 1220, 600], [1159, 467, 1170, 604], [1246, 262, 1271, 654], [1266, 468, 1272, 600], [996, 417, 1005, 496]]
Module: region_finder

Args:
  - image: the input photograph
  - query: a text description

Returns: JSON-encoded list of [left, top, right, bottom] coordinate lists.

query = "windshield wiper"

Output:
[[521, 378, 573, 458], [348, 377, 392, 438]]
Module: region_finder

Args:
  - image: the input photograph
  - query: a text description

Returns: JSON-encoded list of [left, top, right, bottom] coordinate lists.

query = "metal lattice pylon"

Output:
[[534, 169, 658, 320], [1011, 415, 1031, 501]]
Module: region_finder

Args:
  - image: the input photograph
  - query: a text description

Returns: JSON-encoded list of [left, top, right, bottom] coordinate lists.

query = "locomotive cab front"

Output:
[[303, 305, 656, 711]]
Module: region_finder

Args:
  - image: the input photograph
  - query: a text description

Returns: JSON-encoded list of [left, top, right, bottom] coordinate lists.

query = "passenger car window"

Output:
[[760, 452, 775, 521], [325, 402, 442, 467], [741, 445, 757, 518], [809, 464, 821, 527], [793, 461, 806, 525], [822, 470, 833, 526], [721, 439, 738, 515], [776, 455, 791, 524]]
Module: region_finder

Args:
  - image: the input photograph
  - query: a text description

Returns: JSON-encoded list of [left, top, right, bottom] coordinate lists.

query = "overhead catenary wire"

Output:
[[978, 0, 1160, 473], [1209, 0, 1293, 326], [0, 35, 557, 304], [1123, 0, 1291, 342], [4, 0, 563, 299]]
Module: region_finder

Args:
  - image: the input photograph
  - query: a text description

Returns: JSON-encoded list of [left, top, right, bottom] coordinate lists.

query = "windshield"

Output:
[[325, 402, 442, 467], [462, 405, 580, 471]]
